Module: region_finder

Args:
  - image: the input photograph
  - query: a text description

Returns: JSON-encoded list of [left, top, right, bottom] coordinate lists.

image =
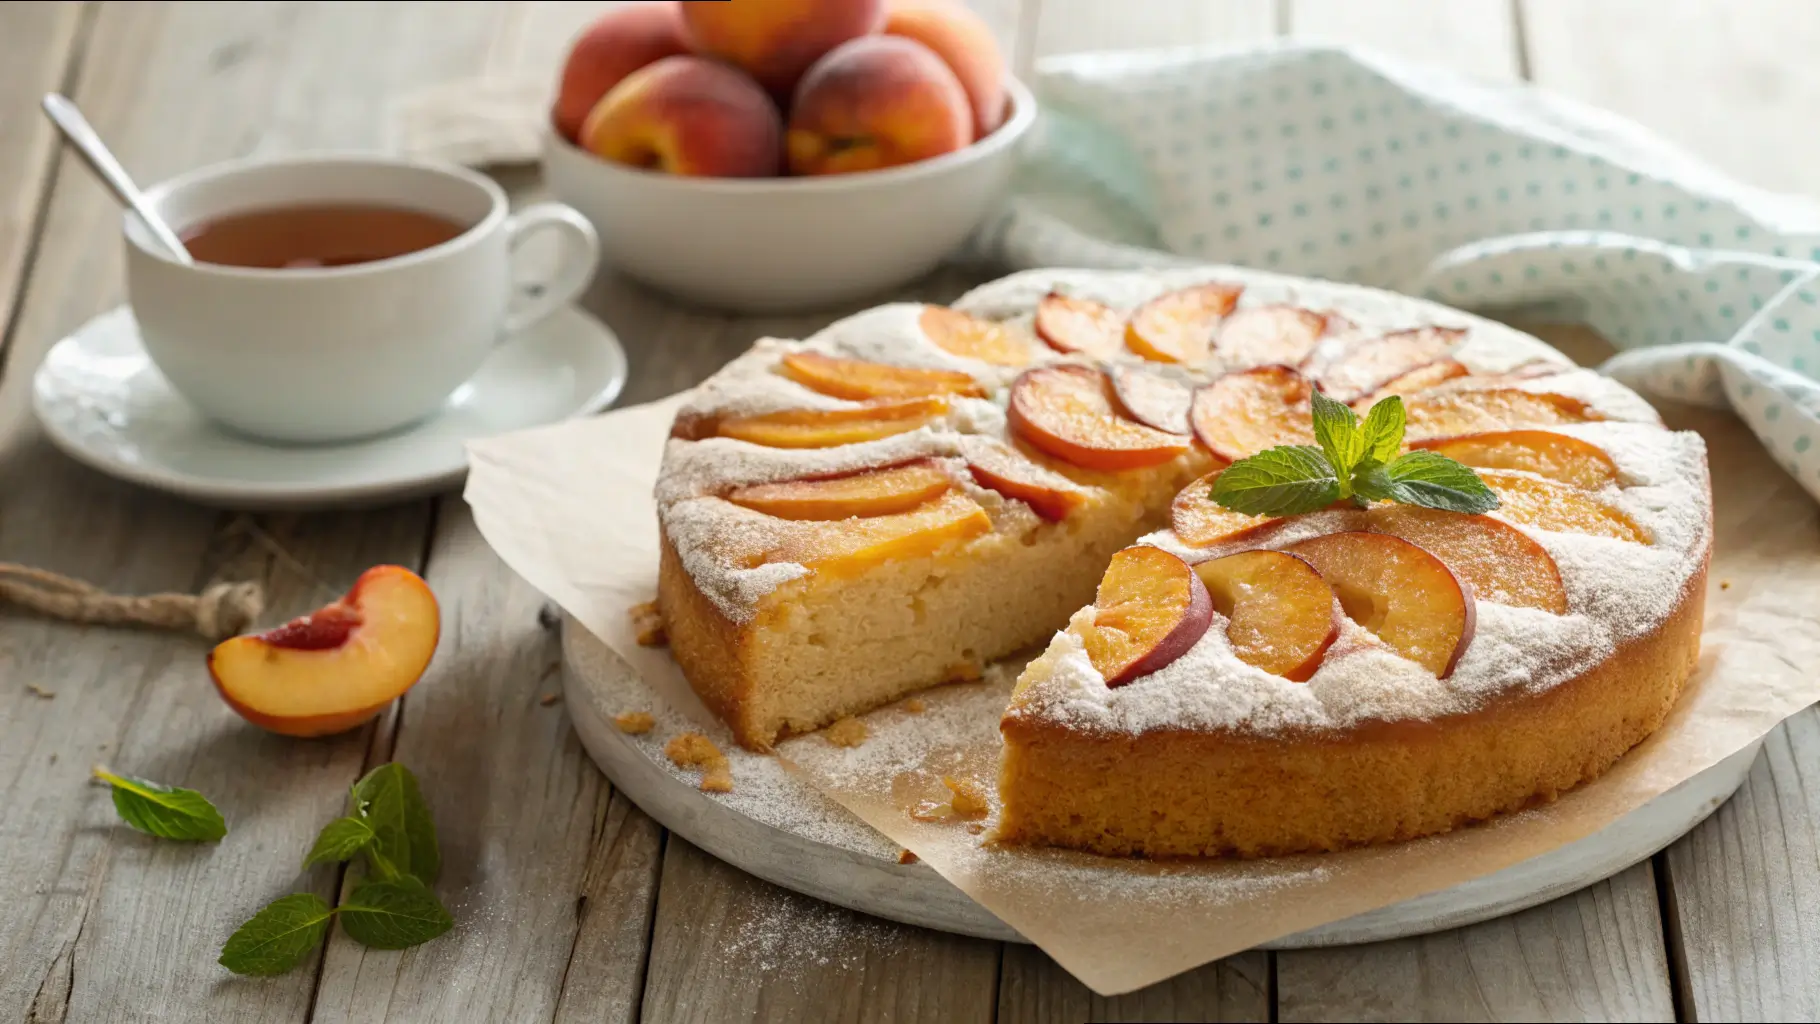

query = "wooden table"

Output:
[[3, 2, 1818, 1021]]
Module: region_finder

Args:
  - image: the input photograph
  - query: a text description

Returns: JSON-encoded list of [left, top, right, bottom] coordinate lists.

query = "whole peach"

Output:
[[580, 56, 783, 177], [679, 0, 886, 96], [884, 0, 1006, 138], [552, 2, 692, 142], [786, 36, 971, 176]]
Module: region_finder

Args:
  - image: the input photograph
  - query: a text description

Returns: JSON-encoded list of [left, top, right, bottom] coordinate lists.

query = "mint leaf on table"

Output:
[[1355, 450, 1501, 513], [219, 893, 334, 976], [93, 767, 226, 841], [338, 878, 454, 950], [350, 763, 440, 882], [1360, 395, 1407, 463], [303, 816, 377, 870], [1209, 446, 1341, 515], [1309, 388, 1364, 487]]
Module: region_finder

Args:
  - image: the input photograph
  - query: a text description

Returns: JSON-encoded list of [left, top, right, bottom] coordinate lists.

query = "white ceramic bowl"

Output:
[[543, 77, 1035, 313]]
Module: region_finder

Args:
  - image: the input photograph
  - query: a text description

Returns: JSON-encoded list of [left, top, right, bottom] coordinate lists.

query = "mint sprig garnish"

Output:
[[93, 767, 227, 842], [1211, 390, 1499, 516], [221, 762, 451, 977]]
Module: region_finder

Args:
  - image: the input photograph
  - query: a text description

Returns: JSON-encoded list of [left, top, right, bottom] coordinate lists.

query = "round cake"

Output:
[[654, 266, 1711, 858]]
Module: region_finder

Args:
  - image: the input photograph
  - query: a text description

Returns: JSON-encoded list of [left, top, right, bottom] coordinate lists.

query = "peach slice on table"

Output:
[[920, 305, 1036, 366], [1350, 358, 1470, 409], [1317, 326, 1465, 402], [1286, 532, 1475, 678], [715, 396, 948, 448], [1125, 282, 1243, 363], [1195, 550, 1340, 681], [1034, 292, 1126, 358], [1217, 305, 1332, 368], [1108, 365, 1193, 435], [763, 489, 991, 575], [1403, 388, 1601, 439], [1169, 470, 1285, 548], [1073, 545, 1213, 686], [1364, 504, 1568, 613], [778, 350, 985, 401], [1189, 364, 1317, 464], [208, 566, 441, 737], [1479, 470, 1649, 543], [1008, 365, 1192, 471], [1411, 430, 1619, 490], [727, 459, 952, 520], [962, 438, 1088, 522]]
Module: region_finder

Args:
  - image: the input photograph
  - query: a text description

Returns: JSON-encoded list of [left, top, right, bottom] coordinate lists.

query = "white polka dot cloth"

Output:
[[968, 44, 1820, 503]]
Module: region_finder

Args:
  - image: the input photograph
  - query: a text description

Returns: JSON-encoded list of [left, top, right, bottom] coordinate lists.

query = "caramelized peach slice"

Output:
[[920, 305, 1035, 366], [1403, 389, 1600, 439], [1034, 292, 1125, 357], [1109, 365, 1193, 435], [1411, 430, 1619, 490], [1351, 358, 1470, 409], [765, 490, 991, 575], [1217, 305, 1330, 368], [727, 460, 952, 520], [1189, 365, 1316, 463], [1074, 545, 1213, 686], [1365, 505, 1568, 613], [1479, 470, 1649, 543], [1318, 326, 1464, 402], [1286, 532, 1475, 677], [1008, 365, 1192, 471], [962, 438, 1087, 521], [1170, 470, 1284, 548], [1125, 282, 1242, 363], [716, 397, 948, 448], [778, 350, 985, 400], [1195, 550, 1339, 681]]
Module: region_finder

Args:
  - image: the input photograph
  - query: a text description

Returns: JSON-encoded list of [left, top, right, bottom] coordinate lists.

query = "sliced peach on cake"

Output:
[[1073, 545, 1213, 686], [1479, 470, 1649, 543], [920, 305, 1036, 366], [1403, 388, 1600, 439], [716, 396, 948, 448], [727, 460, 952, 520], [1217, 305, 1331, 368], [1410, 430, 1619, 490], [1125, 282, 1242, 363], [1286, 532, 1475, 677], [962, 439, 1087, 522], [1318, 326, 1464, 402], [1351, 358, 1470, 409], [1035, 292, 1125, 358], [1007, 365, 1192, 471], [208, 566, 441, 737], [1364, 505, 1568, 613], [778, 350, 985, 400], [765, 490, 991, 575], [1109, 365, 1193, 435], [1195, 550, 1339, 681], [1189, 365, 1317, 464], [1170, 470, 1284, 548]]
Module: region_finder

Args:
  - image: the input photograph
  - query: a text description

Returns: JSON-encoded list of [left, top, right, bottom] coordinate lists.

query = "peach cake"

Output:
[[654, 266, 1711, 857]]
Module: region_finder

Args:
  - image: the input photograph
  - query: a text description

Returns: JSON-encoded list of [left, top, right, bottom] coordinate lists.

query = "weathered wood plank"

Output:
[[998, 942, 1270, 1024], [552, 794, 665, 1024], [1289, 0, 1520, 80]]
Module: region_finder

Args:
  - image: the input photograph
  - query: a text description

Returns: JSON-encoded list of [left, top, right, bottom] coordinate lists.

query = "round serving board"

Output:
[[563, 619, 1757, 947]]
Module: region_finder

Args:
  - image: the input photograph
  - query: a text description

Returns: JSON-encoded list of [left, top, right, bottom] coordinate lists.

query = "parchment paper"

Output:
[[465, 388, 1820, 996]]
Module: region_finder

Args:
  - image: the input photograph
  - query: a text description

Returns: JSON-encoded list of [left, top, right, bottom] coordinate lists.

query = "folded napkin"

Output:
[[396, 43, 1820, 502]]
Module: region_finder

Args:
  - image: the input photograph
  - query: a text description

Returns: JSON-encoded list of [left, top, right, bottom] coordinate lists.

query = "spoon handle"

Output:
[[40, 93, 193, 265]]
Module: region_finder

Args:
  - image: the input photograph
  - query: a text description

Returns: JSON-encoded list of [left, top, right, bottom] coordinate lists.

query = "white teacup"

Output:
[[124, 154, 599, 444]]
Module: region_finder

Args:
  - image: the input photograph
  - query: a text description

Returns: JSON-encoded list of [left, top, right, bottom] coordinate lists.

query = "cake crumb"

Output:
[[615, 711, 656, 735], [1720, 579, 1732, 590], [901, 698, 925, 713], [897, 848, 919, 864], [539, 692, 563, 706], [944, 775, 991, 817], [665, 731, 732, 793], [630, 601, 668, 646], [943, 660, 983, 683], [26, 683, 55, 699], [822, 716, 867, 748], [909, 800, 948, 822]]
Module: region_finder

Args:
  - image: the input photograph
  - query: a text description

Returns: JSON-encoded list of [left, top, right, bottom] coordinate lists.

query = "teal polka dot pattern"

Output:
[[973, 45, 1820, 502]]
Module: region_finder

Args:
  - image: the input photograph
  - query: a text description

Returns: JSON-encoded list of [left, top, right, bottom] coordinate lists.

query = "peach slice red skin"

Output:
[[1108, 365, 1193, 436], [1034, 292, 1126, 358], [1079, 545, 1215, 687], [1216, 305, 1331, 368], [1188, 364, 1317, 464], [967, 460, 1082, 522], [778, 350, 985, 400], [714, 396, 949, 448], [1409, 429, 1620, 490], [1125, 282, 1243, 363], [1169, 470, 1285, 548], [1007, 365, 1192, 471], [920, 305, 1035, 366], [1194, 549, 1340, 682], [726, 458, 953, 520], [1351, 358, 1470, 410], [1317, 326, 1465, 402], [1286, 532, 1477, 679]]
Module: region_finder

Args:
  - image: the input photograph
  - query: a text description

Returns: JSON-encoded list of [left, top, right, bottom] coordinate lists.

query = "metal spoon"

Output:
[[40, 93, 193, 264]]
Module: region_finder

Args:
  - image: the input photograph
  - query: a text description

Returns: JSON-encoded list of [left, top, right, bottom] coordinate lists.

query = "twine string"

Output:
[[0, 563, 264, 640]]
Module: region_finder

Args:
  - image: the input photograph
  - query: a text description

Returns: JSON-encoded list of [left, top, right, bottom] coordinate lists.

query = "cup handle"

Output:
[[500, 202, 600, 336]]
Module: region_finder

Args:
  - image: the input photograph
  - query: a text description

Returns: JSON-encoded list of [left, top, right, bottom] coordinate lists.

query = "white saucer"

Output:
[[32, 304, 627, 509]]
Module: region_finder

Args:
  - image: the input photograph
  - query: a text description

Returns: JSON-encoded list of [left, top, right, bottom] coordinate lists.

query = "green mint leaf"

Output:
[[1360, 396, 1407, 463], [1210, 446, 1341, 516], [351, 763, 439, 883], [338, 878, 453, 950], [303, 816, 377, 870], [93, 767, 226, 841], [219, 893, 333, 976], [1309, 388, 1363, 485], [1375, 451, 1502, 514], [1352, 456, 1393, 503]]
